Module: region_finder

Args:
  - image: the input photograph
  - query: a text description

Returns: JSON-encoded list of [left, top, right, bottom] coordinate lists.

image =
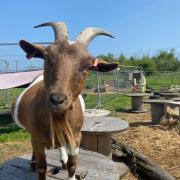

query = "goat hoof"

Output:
[[38, 172, 46, 180], [61, 160, 67, 169], [47, 167, 60, 175]]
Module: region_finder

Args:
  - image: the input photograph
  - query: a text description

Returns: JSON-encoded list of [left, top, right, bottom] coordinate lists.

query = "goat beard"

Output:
[[50, 112, 76, 149]]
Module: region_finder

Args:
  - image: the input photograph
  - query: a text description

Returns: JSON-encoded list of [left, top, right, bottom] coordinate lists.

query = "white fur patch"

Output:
[[69, 147, 79, 156], [59, 146, 68, 164], [68, 175, 75, 180], [13, 75, 43, 128], [78, 95, 85, 113]]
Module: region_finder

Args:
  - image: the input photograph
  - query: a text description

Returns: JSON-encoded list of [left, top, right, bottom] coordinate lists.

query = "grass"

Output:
[[0, 88, 27, 143], [0, 115, 30, 143], [0, 87, 25, 108], [0, 129, 30, 143], [84, 93, 130, 111], [102, 94, 131, 111], [146, 72, 180, 90]]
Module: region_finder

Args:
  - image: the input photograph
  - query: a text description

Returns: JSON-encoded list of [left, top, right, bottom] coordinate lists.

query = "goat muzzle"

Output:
[[48, 92, 69, 113]]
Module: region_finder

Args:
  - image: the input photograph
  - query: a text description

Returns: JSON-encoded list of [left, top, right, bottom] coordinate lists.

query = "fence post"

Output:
[[117, 68, 120, 93], [96, 71, 101, 108]]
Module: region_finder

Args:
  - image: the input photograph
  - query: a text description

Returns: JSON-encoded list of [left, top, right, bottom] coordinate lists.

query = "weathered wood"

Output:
[[131, 96, 143, 111], [0, 149, 122, 180], [112, 140, 175, 180], [159, 92, 180, 100], [82, 133, 112, 158], [143, 99, 171, 124], [163, 101, 180, 124], [126, 93, 149, 113], [170, 97, 180, 101], [97, 134, 112, 158], [126, 93, 149, 97], [81, 134, 98, 152], [81, 117, 129, 157], [84, 109, 110, 117], [143, 99, 172, 104], [82, 116, 129, 134], [151, 103, 165, 124]]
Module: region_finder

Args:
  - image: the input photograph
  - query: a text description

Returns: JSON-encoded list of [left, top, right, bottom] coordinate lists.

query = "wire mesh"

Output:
[[0, 42, 48, 72]]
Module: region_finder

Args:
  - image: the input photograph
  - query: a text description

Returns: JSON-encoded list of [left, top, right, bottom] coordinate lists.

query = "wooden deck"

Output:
[[0, 149, 127, 180]]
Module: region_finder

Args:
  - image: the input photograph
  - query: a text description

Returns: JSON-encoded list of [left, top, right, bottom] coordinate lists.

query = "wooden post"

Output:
[[131, 96, 143, 111], [81, 133, 98, 152], [82, 133, 112, 158], [81, 117, 129, 159], [151, 103, 165, 124], [98, 134, 112, 158]]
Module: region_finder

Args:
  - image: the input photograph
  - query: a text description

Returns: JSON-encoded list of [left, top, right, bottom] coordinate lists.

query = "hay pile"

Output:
[[112, 110, 180, 179]]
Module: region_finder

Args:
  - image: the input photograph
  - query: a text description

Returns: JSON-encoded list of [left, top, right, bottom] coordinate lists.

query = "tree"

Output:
[[97, 49, 180, 73], [97, 53, 117, 62], [118, 53, 126, 64], [154, 49, 180, 71]]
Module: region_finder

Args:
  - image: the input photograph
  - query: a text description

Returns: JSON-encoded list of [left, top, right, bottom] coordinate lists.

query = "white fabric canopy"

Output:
[[0, 70, 43, 90]]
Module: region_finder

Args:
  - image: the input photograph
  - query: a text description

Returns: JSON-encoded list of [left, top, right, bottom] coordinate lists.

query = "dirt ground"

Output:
[[0, 104, 179, 179], [0, 141, 32, 164], [112, 105, 180, 180]]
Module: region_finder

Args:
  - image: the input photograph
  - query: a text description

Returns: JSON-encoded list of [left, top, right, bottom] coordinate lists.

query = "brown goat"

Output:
[[11, 22, 118, 180]]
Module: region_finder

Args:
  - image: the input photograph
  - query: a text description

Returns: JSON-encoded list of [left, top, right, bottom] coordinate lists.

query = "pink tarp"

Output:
[[0, 70, 43, 90]]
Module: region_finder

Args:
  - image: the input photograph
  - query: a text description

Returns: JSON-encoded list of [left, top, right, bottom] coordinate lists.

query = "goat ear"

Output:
[[91, 58, 118, 72], [19, 40, 45, 59]]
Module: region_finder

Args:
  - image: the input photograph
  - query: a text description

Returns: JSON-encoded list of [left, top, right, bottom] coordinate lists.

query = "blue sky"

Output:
[[1, 0, 180, 57]]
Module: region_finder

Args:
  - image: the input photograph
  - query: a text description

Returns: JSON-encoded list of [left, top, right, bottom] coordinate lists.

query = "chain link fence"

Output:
[[0, 43, 45, 110], [0, 69, 129, 110]]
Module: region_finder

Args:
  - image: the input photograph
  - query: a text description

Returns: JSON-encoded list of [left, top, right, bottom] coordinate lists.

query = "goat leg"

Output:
[[58, 146, 68, 169], [30, 151, 36, 171], [67, 155, 77, 180], [32, 140, 47, 180]]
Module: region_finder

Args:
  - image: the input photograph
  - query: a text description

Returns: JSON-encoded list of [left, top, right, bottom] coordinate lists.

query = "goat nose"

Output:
[[50, 93, 67, 105]]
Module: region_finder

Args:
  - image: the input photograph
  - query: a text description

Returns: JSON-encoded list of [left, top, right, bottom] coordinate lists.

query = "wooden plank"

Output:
[[97, 134, 112, 158], [81, 133, 98, 152]]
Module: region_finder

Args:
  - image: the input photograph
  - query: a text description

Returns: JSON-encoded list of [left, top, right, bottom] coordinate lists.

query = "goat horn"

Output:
[[34, 22, 68, 40], [75, 27, 114, 46]]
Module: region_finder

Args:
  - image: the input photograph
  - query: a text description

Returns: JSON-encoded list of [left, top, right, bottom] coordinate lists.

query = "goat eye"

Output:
[[80, 62, 92, 72], [85, 64, 92, 71]]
